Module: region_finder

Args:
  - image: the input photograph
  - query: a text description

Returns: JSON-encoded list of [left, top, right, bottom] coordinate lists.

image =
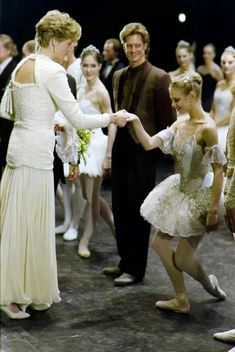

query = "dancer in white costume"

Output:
[[210, 46, 235, 151], [0, 10, 127, 319], [126, 71, 227, 313], [77, 45, 115, 258]]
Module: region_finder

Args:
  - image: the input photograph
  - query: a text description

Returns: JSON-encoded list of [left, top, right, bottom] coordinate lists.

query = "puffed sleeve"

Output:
[[202, 145, 227, 165], [156, 127, 175, 155], [46, 67, 110, 130]]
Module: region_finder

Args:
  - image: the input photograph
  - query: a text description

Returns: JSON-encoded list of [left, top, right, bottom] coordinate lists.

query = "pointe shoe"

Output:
[[30, 303, 51, 311], [213, 329, 235, 343], [209, 274, 227, 300], [63, 228, 78, 241], [156, 295, 190, 314], [78, 244, 91, 258], [0, 305, 30, 319]]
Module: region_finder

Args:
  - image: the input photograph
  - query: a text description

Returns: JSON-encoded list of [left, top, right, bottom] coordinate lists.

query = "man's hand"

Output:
[[224, 207, 235, 233]]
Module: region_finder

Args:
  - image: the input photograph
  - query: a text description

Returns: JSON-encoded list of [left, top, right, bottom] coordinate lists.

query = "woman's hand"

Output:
[[68, 164, 79, 181], [110, 110, 129, 127]]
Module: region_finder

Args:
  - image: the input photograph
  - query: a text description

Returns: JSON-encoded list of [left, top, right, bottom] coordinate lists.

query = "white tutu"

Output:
[[140, 173, 225, 237]]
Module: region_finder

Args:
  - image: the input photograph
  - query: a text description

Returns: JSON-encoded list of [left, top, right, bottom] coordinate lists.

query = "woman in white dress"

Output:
[[126, 71, 227, 313], [210, 46, 235, 151], [0, 10, 127, 319], [77, 45, 115, 258]]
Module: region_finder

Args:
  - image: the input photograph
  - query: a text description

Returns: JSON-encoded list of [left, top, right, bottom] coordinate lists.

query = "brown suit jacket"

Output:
[[113, 61, 176, 141]]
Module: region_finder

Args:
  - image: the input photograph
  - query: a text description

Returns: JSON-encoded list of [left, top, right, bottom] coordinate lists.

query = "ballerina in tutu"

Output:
[[126, 71, 227, 313]]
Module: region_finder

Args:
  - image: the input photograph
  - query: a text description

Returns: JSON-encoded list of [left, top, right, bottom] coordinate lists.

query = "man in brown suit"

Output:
[[103, 22, 176, 285]]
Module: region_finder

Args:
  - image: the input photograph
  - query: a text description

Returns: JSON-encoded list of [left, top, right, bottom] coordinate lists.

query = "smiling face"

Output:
[[169, 86, 192, 115], [81, 53, 101, 82], [123, 34, 147, 67]]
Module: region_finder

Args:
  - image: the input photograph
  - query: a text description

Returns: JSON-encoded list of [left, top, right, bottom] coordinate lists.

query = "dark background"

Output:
[[1, 0, 235, 71]]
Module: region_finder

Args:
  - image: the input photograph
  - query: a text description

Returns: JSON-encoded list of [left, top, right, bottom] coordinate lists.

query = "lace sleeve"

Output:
[[202, 145, 227, 166], [156, 127, 175, 155], [46, 67, 110, 130], [54, 112, 78, 164], [0, 81, 15, 121]]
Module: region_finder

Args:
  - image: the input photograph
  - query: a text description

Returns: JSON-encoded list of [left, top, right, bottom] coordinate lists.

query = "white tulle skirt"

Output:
[[217, 125, 229, 152], [0, 165, 61, 305], [79, 128, 107, 177], [140, 173, 225, 237]]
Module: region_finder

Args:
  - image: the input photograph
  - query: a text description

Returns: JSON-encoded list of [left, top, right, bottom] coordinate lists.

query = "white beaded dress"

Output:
[[212, 88, 233, 151], [79, 99, 108, 177], [140, 128, 227, 237], [0, 54, 110, 306]]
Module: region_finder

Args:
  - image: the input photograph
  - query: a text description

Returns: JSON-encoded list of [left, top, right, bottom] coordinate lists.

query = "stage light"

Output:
[[178, 13, 186, 23]]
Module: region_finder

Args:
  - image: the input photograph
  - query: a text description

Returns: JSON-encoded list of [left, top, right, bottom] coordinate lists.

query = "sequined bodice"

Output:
[[173, 134, 210, 192]]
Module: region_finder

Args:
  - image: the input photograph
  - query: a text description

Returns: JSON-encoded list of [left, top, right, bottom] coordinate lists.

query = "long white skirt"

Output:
[[0, 165, 61, 305]]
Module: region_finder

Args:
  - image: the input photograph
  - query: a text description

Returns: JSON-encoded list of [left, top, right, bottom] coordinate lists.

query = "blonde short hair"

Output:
[[119, 22, 150, 57], [35, 10, 82, 48], [0, 34, 18, 57]]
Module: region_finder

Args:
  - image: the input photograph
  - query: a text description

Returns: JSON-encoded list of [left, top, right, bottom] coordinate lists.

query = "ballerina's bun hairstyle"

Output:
[[223, 46, 235, 57], [80, 44, 103, 64], [170, 71, 202, 97], [35, 10, 82, 48]]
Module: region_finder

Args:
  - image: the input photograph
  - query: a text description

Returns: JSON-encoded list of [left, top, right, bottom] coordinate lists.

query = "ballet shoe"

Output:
[[0, 305, 30, 319], [78, 244, 91, 258], [155, 294, 190, 313], [30, 303, 51, 311], [209, 274, 227, 300], [63, 228, 78, 241], [213, 329, 235, 343]]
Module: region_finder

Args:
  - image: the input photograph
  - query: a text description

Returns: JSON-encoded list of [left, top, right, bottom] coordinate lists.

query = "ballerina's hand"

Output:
[[112, 110, 129, 127], [125, 113, 139, 122], [206, 212, 218, 233]]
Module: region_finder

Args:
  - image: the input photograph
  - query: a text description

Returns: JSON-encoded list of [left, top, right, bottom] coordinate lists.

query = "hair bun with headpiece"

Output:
[[82, 44, 100, 55]]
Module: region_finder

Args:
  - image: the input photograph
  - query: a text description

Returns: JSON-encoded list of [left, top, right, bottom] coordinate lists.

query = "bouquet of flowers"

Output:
[[77, 129, 92, 164]]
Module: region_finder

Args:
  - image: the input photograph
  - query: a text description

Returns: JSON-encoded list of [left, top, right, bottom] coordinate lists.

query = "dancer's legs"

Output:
[[78, 175, 102, 257]]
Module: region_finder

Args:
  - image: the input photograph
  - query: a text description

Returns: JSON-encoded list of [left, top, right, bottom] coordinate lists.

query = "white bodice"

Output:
[[6, 54, 110, 170], [213, 88, 233, 121], [157, 128, 226, 192]]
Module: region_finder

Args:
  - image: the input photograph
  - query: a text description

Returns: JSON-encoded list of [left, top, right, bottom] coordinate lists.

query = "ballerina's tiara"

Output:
[[82, 44, 100, 55], [224, 46, 235, 54], [170, 71, 191, 83]]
